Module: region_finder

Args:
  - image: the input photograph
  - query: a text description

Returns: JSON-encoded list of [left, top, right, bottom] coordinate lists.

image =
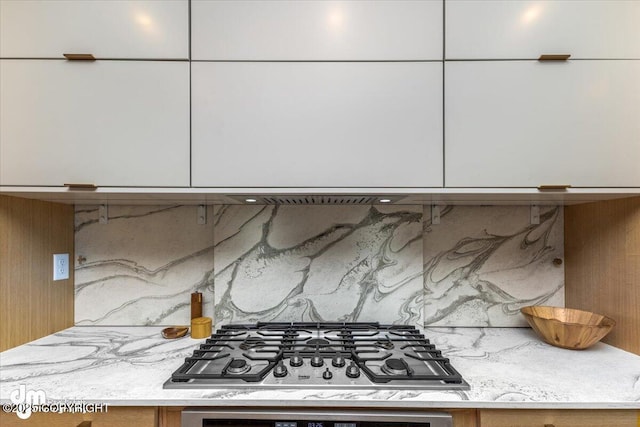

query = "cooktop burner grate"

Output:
[[164, 322, 469, 390]]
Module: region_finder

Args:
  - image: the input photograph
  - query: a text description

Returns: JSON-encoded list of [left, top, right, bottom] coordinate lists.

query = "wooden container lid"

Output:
[[191, 316, 212, 339]]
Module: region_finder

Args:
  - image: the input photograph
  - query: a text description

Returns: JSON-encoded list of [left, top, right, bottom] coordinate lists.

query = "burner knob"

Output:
[[332, 355, 346, 367], [346, 362, 360, 379], [290, 353, 303, 367], [273, 362, 288, 378], [322, 368, 333, 380], [311, 353, 324, 367]]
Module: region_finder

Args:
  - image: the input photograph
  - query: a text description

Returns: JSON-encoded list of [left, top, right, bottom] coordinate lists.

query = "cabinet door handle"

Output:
[[538, 54, 571, 61], [63, 53, 96, 61], [543, 424, 555, 427], [64, 183, 97, 190], [77, 422, 92, 427], [538, 185, 571, 191]]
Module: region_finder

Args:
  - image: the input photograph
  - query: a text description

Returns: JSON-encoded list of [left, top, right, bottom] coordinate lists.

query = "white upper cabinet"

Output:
[[445, 61, 640, 188], [446, 0, 640, 59], [0, 0, 188, 59], [192, 62, 443, 187], [0, 60, 190, 187], [191, 0, 442, 60]]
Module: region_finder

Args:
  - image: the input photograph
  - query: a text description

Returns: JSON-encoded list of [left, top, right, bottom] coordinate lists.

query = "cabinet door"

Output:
[[0, 60, 190, 187], [192, 62, 443, 187], [0, 406, 157, 427], [445, 60, 640, 188], [479, 409, 639, 427], [192, 0, 442, 60], [0, 0, 188, 59], [446, 0, 640, 60]]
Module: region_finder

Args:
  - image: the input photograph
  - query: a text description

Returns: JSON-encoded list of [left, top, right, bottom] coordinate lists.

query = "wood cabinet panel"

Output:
[[0, 406, 157, 427], [451, 409, 478, 427], [158, 406, 182, 427], [0, 195, 74, 351], [479, 409, 639, 427], [565, 197, 640, 355]]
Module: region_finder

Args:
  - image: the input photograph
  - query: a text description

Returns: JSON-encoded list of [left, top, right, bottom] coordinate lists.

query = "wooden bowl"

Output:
[[161, 326, 189, 339], [520, 306, 615, 350]]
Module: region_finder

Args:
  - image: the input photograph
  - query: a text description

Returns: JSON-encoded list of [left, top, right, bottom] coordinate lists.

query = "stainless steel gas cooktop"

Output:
[[164, 322, 469, 390]]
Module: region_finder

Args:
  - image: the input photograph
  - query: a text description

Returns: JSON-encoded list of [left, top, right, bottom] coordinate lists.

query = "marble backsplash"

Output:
[[213, 205, 423, 325], [74, 204, 563, 327], [75, 205, 215, 325], [423, 205, 563, 326]]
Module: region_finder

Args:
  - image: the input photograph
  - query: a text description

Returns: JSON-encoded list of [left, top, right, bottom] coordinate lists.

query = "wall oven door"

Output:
[[182, 408, 453, 427]]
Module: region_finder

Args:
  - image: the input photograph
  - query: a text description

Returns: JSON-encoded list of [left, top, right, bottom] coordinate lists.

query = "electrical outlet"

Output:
[[53, 253, 69, 281]]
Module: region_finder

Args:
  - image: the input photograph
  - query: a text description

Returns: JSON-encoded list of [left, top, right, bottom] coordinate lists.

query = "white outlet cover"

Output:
[[53, 253, 69, 281]]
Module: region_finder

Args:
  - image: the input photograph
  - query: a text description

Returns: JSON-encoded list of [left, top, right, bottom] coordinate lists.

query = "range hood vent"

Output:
[[261, 195, 377, 205], [227, 194, 403, 205]]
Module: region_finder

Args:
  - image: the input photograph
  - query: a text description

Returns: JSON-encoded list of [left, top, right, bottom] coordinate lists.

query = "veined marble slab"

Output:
[[423, 205, 564, 327], [213, 205, 424, 325], [1, 327, 638, 408], [74, 205, 215, 325], [74, 204, 563, 327]]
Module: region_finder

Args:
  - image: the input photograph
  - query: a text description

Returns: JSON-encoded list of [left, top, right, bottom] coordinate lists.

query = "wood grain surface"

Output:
[[521, 306, 615, 350], [0, 195, 74, 351], [565, 196, 640, 355], [480, 409, 639, 427], [0, 406, 156, 427]]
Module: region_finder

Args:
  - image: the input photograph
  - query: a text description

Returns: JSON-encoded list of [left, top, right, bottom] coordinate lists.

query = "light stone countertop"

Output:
[[1, 326, 639, 409]]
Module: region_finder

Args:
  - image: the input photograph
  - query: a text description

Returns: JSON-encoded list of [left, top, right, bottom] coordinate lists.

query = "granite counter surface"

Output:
[[1, 327, 639, 409]]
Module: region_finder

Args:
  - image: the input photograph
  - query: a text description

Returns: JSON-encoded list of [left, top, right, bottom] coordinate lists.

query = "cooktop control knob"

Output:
[[332, 355, 346, 367], [274, 361, 288, 378], [289, 353, 303, 367], [322, 368, 333, 380], [346, 362, 360, 378], [311, 353, 324, 367]]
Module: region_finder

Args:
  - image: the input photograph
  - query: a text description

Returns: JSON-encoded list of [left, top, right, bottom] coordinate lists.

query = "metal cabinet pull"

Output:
[[63, 53, 96, 61], [538, 54, 571, 61], [64, 183, 97, 190], [537, 185, 571, 191]]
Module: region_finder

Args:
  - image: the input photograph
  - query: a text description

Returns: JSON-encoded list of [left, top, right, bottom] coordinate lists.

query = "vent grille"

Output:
[[262, 196, 378, 205]]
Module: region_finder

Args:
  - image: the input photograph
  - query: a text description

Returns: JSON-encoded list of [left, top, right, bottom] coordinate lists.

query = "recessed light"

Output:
[[245, 198, 258, 203], [379, 198, 392, 203]]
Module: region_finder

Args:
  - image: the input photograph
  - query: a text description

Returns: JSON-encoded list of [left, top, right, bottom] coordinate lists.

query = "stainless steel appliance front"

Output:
[[164, 322, 469, 390], [182, 408, 453, 427]]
